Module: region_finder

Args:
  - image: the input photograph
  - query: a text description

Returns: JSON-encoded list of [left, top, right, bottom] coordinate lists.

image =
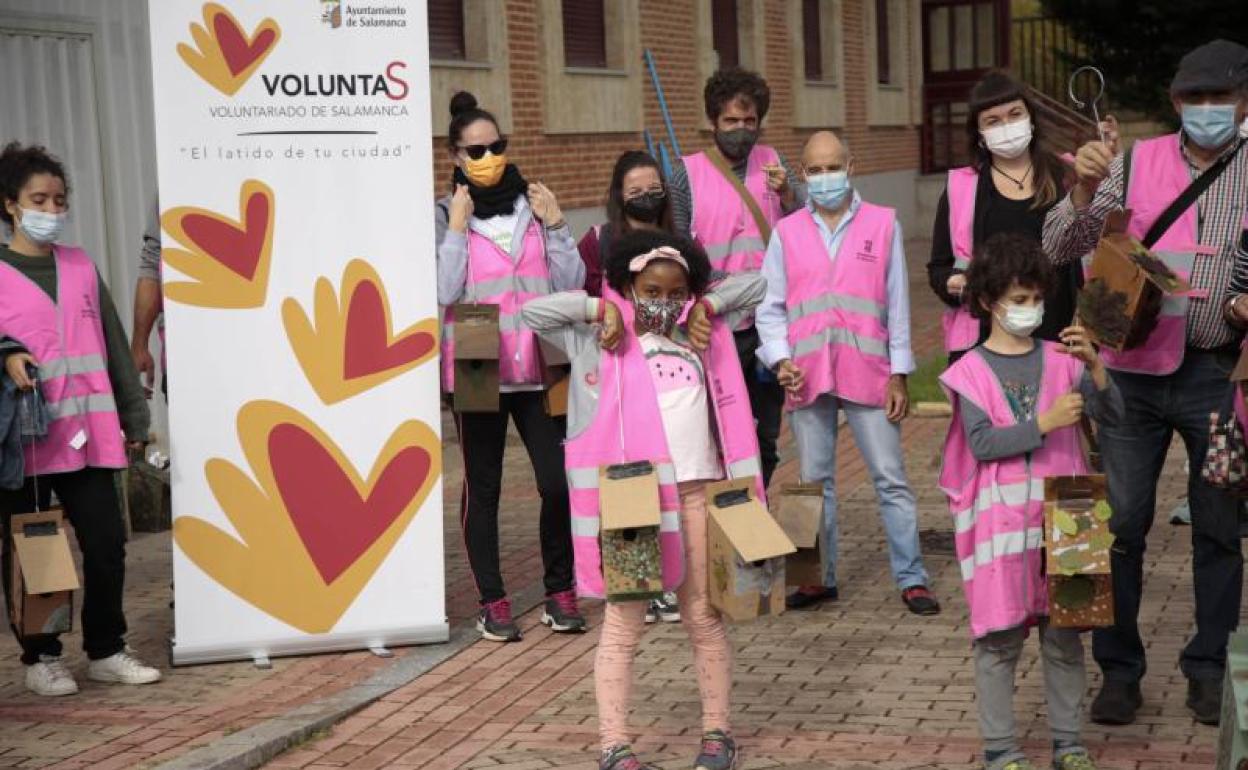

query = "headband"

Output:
[[628, 246, 689, 274]]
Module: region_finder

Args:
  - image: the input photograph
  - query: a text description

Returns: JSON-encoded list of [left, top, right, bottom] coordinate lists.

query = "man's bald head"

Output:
[[801, 130, 851, 174]]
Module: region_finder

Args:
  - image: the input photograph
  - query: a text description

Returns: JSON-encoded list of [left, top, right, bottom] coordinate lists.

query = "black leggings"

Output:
[[454, 391, 573, 604], [1, 468, 128, 664]]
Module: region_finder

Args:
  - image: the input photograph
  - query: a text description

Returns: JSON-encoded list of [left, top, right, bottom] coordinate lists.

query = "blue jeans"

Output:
[[788, 394, 929, 590], [1093, 348, 1244, 683]]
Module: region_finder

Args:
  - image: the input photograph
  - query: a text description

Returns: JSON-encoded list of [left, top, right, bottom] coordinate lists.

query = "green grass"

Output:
[[908, 354, 948, 404]]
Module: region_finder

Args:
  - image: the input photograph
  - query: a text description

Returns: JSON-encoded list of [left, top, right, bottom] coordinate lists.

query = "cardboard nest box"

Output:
[[1044, 475, 1114, 628], [599, 461, 665, 602], [8, 509, 78, 639], [773, 483, 824, 586], [452, 303, 500, 413], [539, 337, 570, 417], [1078, 210, 1191, 352], [706, 478, 796, 622]]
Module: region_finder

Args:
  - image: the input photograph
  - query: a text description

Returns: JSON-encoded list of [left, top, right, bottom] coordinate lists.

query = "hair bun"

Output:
[[449, 91, 478, 118]]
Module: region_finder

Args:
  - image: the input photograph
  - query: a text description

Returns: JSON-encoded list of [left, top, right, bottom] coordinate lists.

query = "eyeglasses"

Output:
[[458, 139, 508, 160]]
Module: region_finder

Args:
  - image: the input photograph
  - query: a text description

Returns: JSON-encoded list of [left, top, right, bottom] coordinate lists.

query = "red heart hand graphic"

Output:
[[269, 422, 432, 585], [212, 9, 279, 77], [180, 190, 269, 280], [343, 281, 437, 380]]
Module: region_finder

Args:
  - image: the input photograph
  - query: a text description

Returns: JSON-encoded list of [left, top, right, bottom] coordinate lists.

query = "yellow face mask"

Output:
[[464, 153, 507, 187]]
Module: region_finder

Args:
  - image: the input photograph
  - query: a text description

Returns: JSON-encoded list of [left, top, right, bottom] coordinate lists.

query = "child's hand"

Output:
[[1038, 392, 1084, 434], [599, 302, 623, 351], [775, 359, 804, 392], [1058, 325, 1099, 366], [687, 301, 712, 351]]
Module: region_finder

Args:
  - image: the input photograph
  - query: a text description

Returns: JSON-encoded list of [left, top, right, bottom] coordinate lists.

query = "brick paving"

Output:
[[0, 240, 1231, 769]]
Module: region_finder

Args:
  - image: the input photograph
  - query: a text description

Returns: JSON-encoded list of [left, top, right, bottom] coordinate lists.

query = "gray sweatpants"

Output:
[[973, 621, 1086, 769]]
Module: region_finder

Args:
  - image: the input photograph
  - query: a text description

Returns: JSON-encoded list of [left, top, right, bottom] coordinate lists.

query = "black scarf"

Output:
[[452, 164, 529, 219]]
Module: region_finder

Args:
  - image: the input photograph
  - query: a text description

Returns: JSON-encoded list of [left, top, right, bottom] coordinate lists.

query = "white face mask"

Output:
[[981, 119, 1034, 160], [16, 208, 67, 245], [996, 301, 1044, 337]]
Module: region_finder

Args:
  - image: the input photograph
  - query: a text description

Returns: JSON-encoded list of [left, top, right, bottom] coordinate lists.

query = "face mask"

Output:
[[995, 301, 1044, 337], [805, 171, 851, 209], [715, 128, 758, 161], [622, 192, 666, 223], [16, 208, 66, 245], [980, 119, 1033, 160], [463, 153, 507, 187], [1182, 103, 1239, 150], [633, 294, 685, 337]]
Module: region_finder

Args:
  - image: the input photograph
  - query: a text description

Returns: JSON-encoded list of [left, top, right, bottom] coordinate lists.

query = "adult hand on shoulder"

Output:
[[946, 273, 967, 299], [449, 184, 473, 233], [3, 352, 36, 391], [885, 374, 909, 423], [775, 359, 804, 393], [687, 301, 712, 351], [528, 182, 564, 228], [1038, 392, 1084, 434], [599, 302, 623, 351]]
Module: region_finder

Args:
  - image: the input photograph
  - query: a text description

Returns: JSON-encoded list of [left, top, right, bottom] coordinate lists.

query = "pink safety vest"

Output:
[[0, 246, 126, 474], [778, 203, 895, 410], [1099, 133, 1213, 376], [684, 145, 784, 274], [938, 342, 1088, 639], [564, 285, 765, 599], [941, 167, 981, 353], [440, 219, 552, 391]]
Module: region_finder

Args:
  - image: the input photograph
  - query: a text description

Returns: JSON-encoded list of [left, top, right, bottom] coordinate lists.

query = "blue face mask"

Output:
[[806, 171, 851, 209], [1181, 103, 1240, 150]]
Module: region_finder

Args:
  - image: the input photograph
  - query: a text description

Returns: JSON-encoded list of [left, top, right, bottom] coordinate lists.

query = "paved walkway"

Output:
[[0, 240, 1230, 769]]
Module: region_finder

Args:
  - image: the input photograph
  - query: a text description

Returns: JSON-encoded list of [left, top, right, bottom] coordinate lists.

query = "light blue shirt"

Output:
[[755, 192, 914, 376]]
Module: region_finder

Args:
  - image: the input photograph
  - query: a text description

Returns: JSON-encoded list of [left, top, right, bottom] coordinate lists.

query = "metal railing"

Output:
[[1012, 15, 1086, 104]]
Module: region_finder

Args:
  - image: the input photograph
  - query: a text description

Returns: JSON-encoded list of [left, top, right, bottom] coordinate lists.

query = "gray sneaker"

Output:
[[694, 730, 737, 770], [600, 744, 656, 770]]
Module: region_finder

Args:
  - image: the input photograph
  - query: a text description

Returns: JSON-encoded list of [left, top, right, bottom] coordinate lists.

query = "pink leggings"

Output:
[[594, 482, 733, 749]]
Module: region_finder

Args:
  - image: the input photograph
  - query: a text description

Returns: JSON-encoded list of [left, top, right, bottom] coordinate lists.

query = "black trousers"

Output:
[[1, 468, 128, 664], [454, 391, 573, 604], [734, 328, 784, 490], [1092, 350, 1244, 683]]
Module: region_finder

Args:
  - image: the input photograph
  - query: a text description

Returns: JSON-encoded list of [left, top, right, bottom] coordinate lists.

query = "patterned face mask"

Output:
[[633, 295, 685, 337]]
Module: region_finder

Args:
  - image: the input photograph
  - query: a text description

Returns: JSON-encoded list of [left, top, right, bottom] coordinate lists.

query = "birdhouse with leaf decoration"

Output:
[[1044, 475, 1114, 628]]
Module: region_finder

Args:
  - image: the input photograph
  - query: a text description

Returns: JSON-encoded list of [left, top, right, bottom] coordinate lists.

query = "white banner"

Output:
[[147, 0, 446, 665]]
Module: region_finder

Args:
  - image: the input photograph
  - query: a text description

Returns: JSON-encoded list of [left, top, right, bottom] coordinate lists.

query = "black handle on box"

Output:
[[22, 522, 57, 537]]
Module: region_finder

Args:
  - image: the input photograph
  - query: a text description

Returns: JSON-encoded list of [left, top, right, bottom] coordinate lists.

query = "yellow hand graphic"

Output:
[[176, 3, 280, 96], [174, 400, 442, 633], [283, 260, 440, 405]]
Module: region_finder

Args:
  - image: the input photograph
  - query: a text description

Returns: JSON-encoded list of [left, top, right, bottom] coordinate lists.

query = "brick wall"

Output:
[[431, 0, 921, 210]]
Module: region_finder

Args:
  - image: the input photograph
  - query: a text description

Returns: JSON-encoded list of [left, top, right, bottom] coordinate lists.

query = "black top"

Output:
[[926, 168, 1080, 345]]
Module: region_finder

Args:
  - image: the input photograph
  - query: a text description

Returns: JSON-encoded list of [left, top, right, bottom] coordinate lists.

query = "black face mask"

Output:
[[715, 127, 758, 160], [622, 192, 666, 223]]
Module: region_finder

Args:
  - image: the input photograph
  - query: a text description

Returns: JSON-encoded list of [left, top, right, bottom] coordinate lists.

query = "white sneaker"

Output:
[[87, 650, 162, 685], [25, 655, 79, 696]]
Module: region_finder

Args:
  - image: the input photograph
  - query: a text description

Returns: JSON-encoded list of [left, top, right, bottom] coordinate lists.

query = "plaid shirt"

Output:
[[1042, 133, 1248, 349]]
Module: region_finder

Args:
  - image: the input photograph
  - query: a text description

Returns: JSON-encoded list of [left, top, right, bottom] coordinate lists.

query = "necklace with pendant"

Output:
[[992, 163, 1033, 191]]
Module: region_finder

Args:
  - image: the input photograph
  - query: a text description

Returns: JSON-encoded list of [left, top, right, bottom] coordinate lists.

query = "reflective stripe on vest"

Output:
[[684, 145, 783, 273], [943, 167, 980, 353], [440, 219, 551, 390], [0, 245, 126, 473], [1102, 133, 1214, 376], [780, 204, 894, 410]]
